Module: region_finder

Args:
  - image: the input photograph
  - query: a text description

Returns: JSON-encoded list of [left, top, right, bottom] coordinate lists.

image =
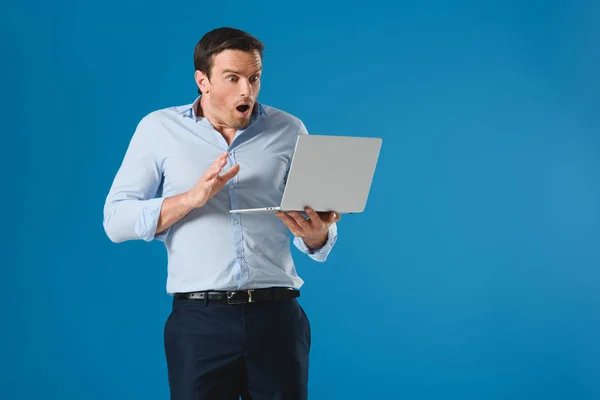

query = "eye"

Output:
[[226, 75, 239, 82], [250, 75, 260, 83]]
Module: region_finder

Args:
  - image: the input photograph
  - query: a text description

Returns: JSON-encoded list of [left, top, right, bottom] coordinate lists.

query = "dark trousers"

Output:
[[164, 295, 311, 400]]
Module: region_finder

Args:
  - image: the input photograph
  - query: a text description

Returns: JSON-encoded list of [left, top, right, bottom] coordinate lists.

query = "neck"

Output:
[[197, 95, 237, 145]]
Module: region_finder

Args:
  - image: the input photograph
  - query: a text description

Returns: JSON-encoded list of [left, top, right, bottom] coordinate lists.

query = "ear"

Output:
[[195, 70, 210, 94]]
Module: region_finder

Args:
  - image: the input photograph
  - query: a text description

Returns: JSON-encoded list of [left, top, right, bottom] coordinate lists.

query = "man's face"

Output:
[[198, 49, 262, 130]]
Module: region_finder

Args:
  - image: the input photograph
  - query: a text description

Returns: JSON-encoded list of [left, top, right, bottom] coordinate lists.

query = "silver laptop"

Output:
[[229, 134, 382, 214]]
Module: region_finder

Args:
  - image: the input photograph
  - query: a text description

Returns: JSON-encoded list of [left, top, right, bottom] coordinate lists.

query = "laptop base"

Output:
[[229, 207, 282, 214]]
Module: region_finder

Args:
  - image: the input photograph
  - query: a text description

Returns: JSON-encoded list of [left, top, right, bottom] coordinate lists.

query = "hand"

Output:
[[276, 207, 341, 250], [185, 152, 240, 208]]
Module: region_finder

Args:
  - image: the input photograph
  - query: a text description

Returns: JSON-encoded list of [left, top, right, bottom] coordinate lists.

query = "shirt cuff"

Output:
[[134, 197, 170, 242], [293, 223, 338, 262]]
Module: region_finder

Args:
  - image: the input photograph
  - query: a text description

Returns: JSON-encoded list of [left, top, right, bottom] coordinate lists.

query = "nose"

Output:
[[239, 78, 253, 98]]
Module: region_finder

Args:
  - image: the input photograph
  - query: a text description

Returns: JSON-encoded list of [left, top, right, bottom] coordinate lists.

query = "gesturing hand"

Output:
[[276, 207, 341, 250], [185, 152, 240, 208]]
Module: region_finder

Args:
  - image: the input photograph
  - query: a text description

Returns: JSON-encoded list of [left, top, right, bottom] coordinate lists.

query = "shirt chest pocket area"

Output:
[[161, 152, 217, 194], [236, 154, 290, 194]]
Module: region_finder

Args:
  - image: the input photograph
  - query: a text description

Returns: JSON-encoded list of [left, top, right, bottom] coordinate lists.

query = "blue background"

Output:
[[2, 0, 599, 399]]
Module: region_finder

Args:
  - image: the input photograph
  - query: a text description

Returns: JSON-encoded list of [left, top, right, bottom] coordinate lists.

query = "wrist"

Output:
[[303, 231, 329, 251], [181, 191, 199, 210]]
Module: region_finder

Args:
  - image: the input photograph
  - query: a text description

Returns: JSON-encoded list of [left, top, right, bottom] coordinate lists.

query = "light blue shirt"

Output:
[[103, 96, 338, 294]]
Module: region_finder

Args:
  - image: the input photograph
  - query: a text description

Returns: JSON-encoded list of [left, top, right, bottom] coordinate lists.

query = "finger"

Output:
[[214, 151, 228, 161], [287, 211, 311, 230], [210, 165, 240, 194], [218, 164, 240, 182], [316, 211, 340, 223], [276, 212, 302, 235], [204, 160, 227, 180], [305, 207, 318, 219], [210, 152, 228, 170], [205, 159, 227, 180], [204, 175, 218, 188], [204, 168, 222, 182], [330, 211, 340, 223], [304, 207, 325, 228]]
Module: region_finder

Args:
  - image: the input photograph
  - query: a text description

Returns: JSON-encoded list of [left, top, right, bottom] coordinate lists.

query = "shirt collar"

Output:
[[179, 95, 268, 122]]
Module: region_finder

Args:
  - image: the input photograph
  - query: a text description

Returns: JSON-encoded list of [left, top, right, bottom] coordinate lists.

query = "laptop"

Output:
[[229, 134, 382, 214]]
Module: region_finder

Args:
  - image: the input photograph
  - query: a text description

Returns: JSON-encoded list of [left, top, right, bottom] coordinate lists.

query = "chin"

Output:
[[232, 118, 251, 129]]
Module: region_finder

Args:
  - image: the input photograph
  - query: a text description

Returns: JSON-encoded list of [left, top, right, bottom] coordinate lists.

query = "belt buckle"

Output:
[[226, 290, 255, 304]]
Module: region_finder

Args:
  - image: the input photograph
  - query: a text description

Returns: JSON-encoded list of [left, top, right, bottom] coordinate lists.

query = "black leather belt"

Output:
[[174, 287, 299, 304]]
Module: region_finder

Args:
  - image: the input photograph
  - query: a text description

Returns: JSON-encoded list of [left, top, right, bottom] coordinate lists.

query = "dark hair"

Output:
[[194, 27, 264, 94]]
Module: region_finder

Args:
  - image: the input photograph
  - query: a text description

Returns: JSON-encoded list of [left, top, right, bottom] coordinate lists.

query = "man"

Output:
[[103, 27, 340, 399]]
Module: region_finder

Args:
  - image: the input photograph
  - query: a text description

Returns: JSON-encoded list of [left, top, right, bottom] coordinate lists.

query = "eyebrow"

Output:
[[222, 68, 262, 76]]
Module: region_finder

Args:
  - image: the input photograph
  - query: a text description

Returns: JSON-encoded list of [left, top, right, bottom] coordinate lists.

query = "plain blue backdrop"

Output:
[[2, 0, 599, 399]]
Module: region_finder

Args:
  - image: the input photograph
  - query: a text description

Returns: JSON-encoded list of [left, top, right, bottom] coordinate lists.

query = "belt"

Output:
[[174, 287, 299, 304]]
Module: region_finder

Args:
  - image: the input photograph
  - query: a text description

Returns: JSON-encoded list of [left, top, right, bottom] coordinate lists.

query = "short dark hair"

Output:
[[194, 27, 264, 94]]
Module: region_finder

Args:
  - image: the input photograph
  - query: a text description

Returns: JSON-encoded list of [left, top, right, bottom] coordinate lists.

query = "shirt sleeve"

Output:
[[103, 114, 170, 243], [293, 222, 338, 262]]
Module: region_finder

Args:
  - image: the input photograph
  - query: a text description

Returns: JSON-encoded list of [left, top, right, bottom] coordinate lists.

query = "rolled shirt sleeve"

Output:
[[293, 222, 338, 262], [103, 115, 169, 243]]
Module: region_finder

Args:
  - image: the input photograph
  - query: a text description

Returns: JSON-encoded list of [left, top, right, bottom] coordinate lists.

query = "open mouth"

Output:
[[236, 104, 251, 114]]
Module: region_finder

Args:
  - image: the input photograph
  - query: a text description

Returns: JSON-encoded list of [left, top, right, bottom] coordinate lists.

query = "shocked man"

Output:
[[103, 27, 340, 400]]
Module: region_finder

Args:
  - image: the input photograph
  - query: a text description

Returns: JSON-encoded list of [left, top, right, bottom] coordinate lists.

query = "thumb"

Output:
[[220, 164, 240, 181]]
